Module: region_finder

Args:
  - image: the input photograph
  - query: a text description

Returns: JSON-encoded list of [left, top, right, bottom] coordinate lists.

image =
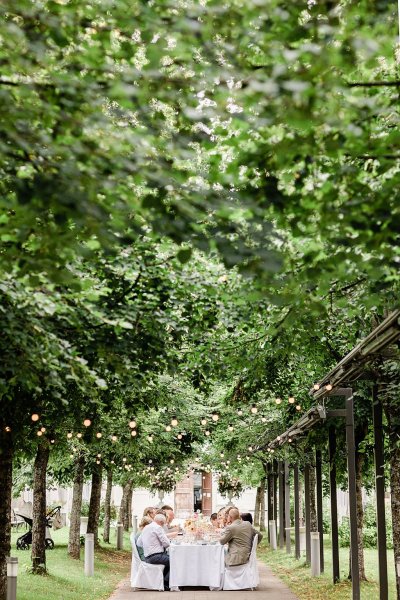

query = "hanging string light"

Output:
[[131, 430, 137, 437], [50, 439, 55, 444], [4, 426, 11, 432], [237, 408, 243, 416], [170, 459, 174, 464], [201, 418, 207, 426], [67, 432, 73, 439], [313, 384, 320, 391], [177, 432, 183, 440], [248, 445, 253, 452], [251, 404, 258, 414], [96, 432, 102, 439], [37, 430, 43, 437], [261, 416, 267, 423], [296, 405, 301, 411], [83, 418, 91, 427], [326, 383, 333, 391], [275, 398, 282, 405], [77, 432, 82, 439], [129, 419, 137, 429], [165, 425, 172, 432], [205, 430, 210, 436], [211, 412, 219, 422], [228, 424, 234, 432], [40, 427, 46, 433], [147, 434, 153, 442], [171, 416, 178, 427], [31, 413, 40, 422], [111, 434, 118, 442], [288, 397, 295, 404]]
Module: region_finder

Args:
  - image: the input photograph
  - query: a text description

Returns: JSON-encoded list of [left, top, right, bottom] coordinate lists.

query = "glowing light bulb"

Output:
[[5, 426, 11, 432], [97, 453, 101, 458], [212, 412, 219, 422], [165, 425, 171, 432], [326, 383, 333, 391], [288, 438, 292, 443], [131, 430, 137, 437], [261, 417, 267, 423], [123, 457, 127, 462], [171, 416, 178, 427], [40, 427, 46, 433], [205, 430, 210, 436], [177, 433, 182, 440], [220, 452, 224, 458], [37, 430, 43, 436], [147, 435, 153, 442], [96, 432, 102, 438], [77, 432, 82, 439], [248, 446, 253, 452], [288, 397, 295, 404], [296, 405, 301, 411], [237, 409, 243, 416], [50, 439, 55, 444], [251, 404, 258, 414], [228, 424, 234, 431], [201, 418, 207, 425], [275, 398, 282, 405], [67, 432, 73, 439], [129, 420, 137, 428], [111, 434, 117, 442], [313, 384, 320, 391], [170, 459, 174, 464], [31, 413, 40, 422], [83, 419, 91, 427]]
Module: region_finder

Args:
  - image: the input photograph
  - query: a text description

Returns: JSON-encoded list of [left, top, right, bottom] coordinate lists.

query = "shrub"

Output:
[[338, 502, 393, 549]]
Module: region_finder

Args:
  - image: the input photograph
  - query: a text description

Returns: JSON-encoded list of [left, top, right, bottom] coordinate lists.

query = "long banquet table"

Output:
[[169, 541, 225, 590]]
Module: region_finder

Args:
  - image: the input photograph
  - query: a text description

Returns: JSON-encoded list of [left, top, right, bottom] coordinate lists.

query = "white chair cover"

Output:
[[222, 533, 260, 591], [130, 532, 165, 592]]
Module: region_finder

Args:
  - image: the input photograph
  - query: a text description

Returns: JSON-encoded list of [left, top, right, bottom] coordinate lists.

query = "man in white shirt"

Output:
[[136, 513, 170, 590]]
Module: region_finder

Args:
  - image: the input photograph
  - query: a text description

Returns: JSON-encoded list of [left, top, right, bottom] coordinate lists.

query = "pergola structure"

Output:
[[261, 309, 400, 600]]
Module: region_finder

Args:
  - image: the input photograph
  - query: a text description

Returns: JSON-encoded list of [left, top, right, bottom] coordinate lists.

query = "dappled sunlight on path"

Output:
[[109, 561, 298, 599]]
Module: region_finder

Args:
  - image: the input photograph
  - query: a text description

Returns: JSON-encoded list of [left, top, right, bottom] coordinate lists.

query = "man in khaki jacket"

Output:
[[219, 508, 263, 566]]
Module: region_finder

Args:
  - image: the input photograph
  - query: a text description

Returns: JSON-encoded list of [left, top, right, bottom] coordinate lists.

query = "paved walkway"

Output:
[[109, 561, 298, 600]]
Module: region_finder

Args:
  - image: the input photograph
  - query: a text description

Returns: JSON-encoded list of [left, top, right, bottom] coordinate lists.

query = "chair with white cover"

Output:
[[130, 532, 165, 592], [223, 533, 260, 591]]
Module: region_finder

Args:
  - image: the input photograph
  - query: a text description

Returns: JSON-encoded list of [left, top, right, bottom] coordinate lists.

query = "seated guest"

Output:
[[143, 506, 156, 520], [161, 505, 180, 535], [219, 507, 263, 566], [210, 513, 218, 528], [135, 516, 152, 560], [240, 512, 253, 525], [216, 507, 226, 530], [136, 513, 170, 590]]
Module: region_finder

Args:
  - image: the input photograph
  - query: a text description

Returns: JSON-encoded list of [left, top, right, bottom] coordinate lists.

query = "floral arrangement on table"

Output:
[[184, 512, 214, 540], [149, 468, 178, 493], [217, 474, 243, 499]]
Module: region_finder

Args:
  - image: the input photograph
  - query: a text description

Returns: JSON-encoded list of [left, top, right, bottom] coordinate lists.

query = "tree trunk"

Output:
[[68, 454, 85, 559], [103, 468, 113, 543], [309, 464, 318, 532], [87, 464, 102, 548], [0, 430, 13, 600], [349, 448, 367, 581], [254, 486, 261, 527], [118, 481, 132, 529], [31, 442, 50, 573], [380, 373, 400, 600], [259, 477, 266, 532], [124, 484, 133, 532]]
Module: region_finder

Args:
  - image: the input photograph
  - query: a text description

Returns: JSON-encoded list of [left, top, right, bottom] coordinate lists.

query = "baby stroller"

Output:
[[16, 506, 62, 550]]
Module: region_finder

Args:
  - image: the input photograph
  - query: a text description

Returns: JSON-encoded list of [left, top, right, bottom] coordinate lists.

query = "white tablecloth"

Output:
[[169, 542, 225, 589]]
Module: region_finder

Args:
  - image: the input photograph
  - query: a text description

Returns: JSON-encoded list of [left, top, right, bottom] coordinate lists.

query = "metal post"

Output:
[[329, 427, 340, 584], [132, 515, 138, 536], [304, 464, 311, 565], [285, 461, 291, 553], [345, 390, 360, 600], [278, 460, 285, 549], [269, 520, 277, 550], [116, 522, 124, 550], [6, 557, 18, 600], [294, 464, 300, 560], [316, 449, 325, 573], [311, 532, 321, 576], [373, 387, 389, 600], [84, 533, 94, 576]]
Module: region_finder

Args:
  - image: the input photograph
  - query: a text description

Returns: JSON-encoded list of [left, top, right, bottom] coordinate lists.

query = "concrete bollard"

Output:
[[6, 557, 18, 600], [269, 520, 277, 551], [311, 532, 321, 576], [132, 515, 138, 535], [116, 522, 124, 550], [84, 533, 94, 577]]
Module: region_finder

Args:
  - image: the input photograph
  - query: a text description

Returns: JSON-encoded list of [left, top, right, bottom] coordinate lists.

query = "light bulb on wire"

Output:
[[83, 418, 91, 427], [171, 416, 178, 427], [251, 404, 258, 414]]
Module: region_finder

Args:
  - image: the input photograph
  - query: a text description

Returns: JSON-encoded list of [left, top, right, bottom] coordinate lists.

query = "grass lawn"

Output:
[[10, 527, 131, 600], [258, 536, 397, 600]]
